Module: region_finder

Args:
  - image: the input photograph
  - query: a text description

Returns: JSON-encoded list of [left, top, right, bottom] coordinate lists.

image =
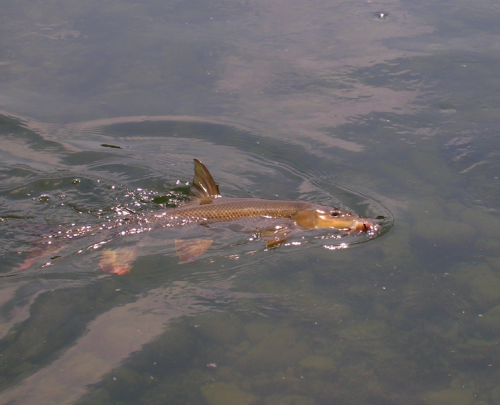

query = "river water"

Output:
[[1, 0, 500, 404]]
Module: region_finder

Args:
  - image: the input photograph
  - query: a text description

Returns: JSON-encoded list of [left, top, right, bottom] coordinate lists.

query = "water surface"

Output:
[[1, 0, 500, 404]]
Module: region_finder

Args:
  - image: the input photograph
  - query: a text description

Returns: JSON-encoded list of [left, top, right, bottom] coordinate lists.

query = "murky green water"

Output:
[[1, 0, 500, 404]]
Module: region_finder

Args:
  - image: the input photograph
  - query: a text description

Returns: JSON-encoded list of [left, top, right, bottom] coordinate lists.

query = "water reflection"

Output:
[[0, 113, 392, 404], [0, 280, 275, 405], [1, 102, 499, 404], [1, 0, 500, 403]]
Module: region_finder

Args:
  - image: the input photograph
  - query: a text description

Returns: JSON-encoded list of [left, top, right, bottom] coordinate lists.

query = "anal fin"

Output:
[[17, 244, 64, 271], [260, 227, 294, 247], [175, 239, 213, 262], [100, 248, 137, 275]]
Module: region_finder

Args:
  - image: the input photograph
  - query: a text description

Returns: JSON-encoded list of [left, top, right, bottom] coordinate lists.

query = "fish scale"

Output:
[[155, 198, 311, 223]]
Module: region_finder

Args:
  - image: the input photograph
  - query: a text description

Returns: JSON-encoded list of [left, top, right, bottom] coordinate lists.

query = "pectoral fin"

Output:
[[190, 159, 221, 199], [100, 248, 137, 275], [175, 239, 213, 261], [260, 227, 294, 247], [17, 244, 65, 271]]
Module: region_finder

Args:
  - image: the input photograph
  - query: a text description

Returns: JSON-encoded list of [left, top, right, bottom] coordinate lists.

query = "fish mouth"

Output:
[[350, 219, 381, 232]]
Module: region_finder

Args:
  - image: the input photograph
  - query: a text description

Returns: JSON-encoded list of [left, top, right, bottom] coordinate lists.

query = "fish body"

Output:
[[151, 197, 371, 232], [149, 159, 375, 232], [18, 159, 378, 273]]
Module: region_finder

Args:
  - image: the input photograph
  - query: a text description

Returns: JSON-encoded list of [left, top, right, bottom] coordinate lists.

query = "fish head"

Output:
[[294, 205, 378, 232]]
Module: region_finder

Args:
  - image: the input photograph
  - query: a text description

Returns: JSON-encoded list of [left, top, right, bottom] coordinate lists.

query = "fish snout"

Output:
[[350, 219, 379, 232]]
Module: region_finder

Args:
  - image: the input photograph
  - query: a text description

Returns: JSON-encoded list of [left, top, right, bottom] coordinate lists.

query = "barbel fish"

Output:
[[18, 159, 379, 274]]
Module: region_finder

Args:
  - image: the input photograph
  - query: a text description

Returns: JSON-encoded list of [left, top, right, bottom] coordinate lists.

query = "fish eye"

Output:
[[330, 210, 341, 217]]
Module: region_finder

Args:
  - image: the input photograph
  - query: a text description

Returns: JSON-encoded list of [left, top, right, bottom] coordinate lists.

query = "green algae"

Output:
[[337, 320, 389, 341], [413, 219, 477, 250], [378, 223, 411, 264], [264, 394, 316, 405], [488, 257, 500, 271], [408, 196, 478, 251], [192, 312, 243, 344], [201, 382, 258, 405], [236, 326, 309, 373], [470, 274, 500, 305], [425, 389, 475, 405], [476, 237, 500, 256], [73, 268, 498, 405], [0, 280, 136, 390], [2, 23, 500, 405], [299, 355, 338, 372], [455, 264, 500, 305], [4, 102, 500, 405], [476, 306, 500, 331], [459, 207, 500, 241], [244, 320, 276, 342]]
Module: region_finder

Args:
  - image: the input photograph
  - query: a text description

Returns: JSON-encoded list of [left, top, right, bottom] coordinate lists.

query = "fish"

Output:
[[17, 159, 379, 274]]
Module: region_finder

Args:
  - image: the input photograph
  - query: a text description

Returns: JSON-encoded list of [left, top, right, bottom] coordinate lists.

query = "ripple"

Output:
[[1, 114, 393, 284]]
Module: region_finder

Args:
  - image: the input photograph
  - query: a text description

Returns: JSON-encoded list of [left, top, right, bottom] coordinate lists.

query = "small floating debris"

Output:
[[38, 194, 51, 202], [101, 144, 122, 149], [373, 11, 389, 20]]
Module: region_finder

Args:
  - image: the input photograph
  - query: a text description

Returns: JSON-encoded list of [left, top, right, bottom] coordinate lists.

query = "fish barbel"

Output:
[[18, 159, 379, 273]]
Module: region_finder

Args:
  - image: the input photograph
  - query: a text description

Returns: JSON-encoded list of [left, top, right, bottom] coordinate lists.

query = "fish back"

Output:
[[167, 198, 309, 222]]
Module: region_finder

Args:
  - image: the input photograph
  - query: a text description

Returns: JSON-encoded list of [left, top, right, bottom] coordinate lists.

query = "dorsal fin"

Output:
[[190, 159, 221, 199]]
